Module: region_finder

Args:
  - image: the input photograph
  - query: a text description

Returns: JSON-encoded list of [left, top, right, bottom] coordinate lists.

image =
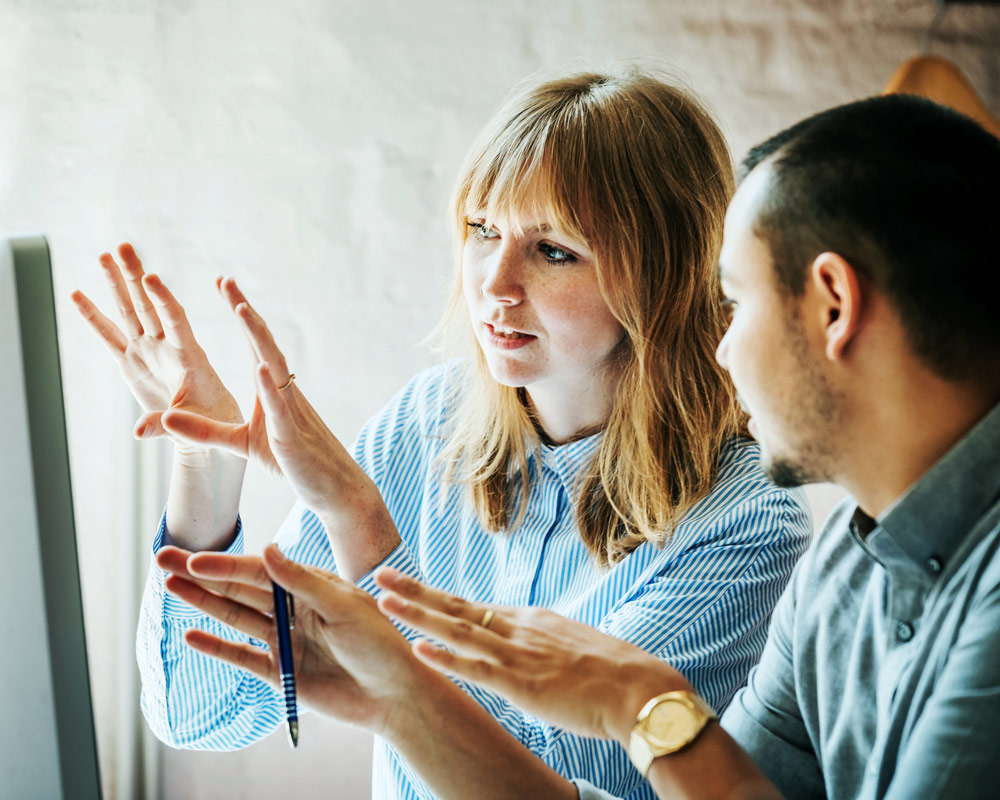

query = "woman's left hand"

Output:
[[159, 278, 400, 580], [158, 543, 426, 735]]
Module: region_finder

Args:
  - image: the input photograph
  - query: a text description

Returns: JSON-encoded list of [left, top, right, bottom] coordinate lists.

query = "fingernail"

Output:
[[266, 543, 286, 561]]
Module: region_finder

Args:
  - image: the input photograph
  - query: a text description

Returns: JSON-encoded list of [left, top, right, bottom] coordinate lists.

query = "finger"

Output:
[[117, 243, 164, 338], [70, 290, 128, 360], [254, 362, 295, 443], [216, 277, 265, 372], [171, 569, 275, 616], [374, 568, 499, 631], [142, 273, 198, 349], [165, 573, 275, 640], [156, 545, 196, 578], [156, 545, 241, 587], [261, 544, 360, 617], [378, 591, 509, 654], [161, 409, 250, 459], [184, 628, 275, 683], [217, 275, 251, 316], [158, 548, 273, 612], [98, 250, 142, 338], [186, 551, 272, 591], [411, 639, 511, 692], [234, 299, 292, 383], [134, 410, 168, 440], [219, 277, 265, 364]]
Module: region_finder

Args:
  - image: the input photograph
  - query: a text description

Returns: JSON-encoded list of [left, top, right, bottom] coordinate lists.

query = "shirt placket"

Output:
[[497, 461, 568, 605]]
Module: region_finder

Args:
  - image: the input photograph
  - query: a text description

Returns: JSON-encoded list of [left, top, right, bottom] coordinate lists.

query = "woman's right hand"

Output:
[[72, 242, 243, 452]]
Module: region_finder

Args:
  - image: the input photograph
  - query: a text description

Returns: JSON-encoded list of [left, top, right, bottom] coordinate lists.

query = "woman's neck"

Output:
[[524, 369, 619, 445]]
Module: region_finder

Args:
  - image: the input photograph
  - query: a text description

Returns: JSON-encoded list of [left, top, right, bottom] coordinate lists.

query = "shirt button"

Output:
[[896, 621, 914, 642], [926, 556, 942, 574]]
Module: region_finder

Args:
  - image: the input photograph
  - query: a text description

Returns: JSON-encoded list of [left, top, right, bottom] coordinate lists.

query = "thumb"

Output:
[[134, 410, 168, 439], [162, 408, 250, 459], [262, 544, 350, 616]]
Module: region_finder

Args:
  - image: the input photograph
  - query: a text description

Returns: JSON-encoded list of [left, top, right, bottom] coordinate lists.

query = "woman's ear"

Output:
[[809, 252, 864, 362]]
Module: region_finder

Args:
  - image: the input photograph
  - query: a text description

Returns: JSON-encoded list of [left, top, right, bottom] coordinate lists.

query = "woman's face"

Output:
[[462, 204, 625, 406]]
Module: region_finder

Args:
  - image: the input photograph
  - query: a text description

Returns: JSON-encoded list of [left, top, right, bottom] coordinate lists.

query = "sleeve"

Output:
[[883, 563, 1000, 799], [573, 778, 626, 800], [135, 503, 336, 749], [720, 542, 826, 797], [134, 367, 447, 750]]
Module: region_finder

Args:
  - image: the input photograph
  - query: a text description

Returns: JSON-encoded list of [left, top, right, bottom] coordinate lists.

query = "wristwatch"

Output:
[[627, 690, 718, 776]]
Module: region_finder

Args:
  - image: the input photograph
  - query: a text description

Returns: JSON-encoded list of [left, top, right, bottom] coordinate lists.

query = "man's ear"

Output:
[[809, 252, 864, 362]]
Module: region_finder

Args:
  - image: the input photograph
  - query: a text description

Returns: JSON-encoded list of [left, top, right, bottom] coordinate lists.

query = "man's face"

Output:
[[715, 164, 841, 487]]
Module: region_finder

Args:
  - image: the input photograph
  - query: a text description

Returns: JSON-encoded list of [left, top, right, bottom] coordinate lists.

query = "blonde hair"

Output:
[[438, 68, 745, 567]]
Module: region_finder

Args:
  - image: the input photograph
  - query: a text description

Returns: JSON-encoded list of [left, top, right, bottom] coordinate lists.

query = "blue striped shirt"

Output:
[[137, 363, 812, 799]]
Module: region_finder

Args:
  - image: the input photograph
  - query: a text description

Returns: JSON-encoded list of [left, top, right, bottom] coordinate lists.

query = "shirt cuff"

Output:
[[354, 538, 422, 598], [150, 509, 245, 618], [571, 778, 622, 800]]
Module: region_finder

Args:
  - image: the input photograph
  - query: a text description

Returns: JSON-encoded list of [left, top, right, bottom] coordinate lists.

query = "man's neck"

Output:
[[837, 374, 1000, 518]]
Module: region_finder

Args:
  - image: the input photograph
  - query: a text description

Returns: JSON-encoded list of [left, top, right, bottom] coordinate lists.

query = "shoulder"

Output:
[[364, 359, 468, 439], [778, 496, 873, 624], [797, 496, 865, 579], [681, 437, 812, 544]]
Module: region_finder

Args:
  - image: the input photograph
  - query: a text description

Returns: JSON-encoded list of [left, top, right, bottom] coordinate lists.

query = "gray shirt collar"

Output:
[[850, 401, 1000, 583]]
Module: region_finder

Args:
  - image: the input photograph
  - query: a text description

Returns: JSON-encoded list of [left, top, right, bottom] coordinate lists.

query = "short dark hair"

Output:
[[741, 94, 1000, 380]]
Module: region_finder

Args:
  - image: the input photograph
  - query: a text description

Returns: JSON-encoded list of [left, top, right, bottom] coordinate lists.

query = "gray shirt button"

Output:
[[926, 556, 942, 574], [896, 621, 914, 642]]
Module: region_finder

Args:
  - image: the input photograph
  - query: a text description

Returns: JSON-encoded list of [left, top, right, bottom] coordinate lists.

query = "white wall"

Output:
[[1, 1, 997, 798]]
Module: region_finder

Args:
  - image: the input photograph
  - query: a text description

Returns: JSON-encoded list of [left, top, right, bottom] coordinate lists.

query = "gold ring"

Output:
[[479, 608, 496, 629], [278, 373, 296, 391]]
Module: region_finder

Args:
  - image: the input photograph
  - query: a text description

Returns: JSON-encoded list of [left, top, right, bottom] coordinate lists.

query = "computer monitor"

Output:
[[0, 234, 102, 800]]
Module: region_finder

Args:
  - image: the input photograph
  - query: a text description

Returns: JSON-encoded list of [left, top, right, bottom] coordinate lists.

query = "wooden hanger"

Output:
[[884, 54, 1000, 138]]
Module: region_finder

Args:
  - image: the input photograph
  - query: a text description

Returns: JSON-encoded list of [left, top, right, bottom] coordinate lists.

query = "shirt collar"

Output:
[[527, 431, 604, 494], [853, 400, 1000, 581]]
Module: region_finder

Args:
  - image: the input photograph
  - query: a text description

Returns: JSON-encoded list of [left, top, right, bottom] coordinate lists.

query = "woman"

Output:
[[74, 68, 810, 799]]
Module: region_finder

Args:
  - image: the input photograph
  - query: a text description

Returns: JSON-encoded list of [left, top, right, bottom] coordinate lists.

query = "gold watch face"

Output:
[[643, 697, 701, 749]]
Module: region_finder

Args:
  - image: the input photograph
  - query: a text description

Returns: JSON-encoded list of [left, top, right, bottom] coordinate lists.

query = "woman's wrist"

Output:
[[376, 659, 456, 742], [318, 492, 402, 580]]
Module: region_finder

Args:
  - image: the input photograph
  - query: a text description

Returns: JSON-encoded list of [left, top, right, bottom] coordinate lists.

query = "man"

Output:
[[370, 93, 1000, 798]]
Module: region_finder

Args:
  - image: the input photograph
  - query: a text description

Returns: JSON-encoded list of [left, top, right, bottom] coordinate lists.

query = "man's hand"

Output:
[[375, 567, 692, 743]]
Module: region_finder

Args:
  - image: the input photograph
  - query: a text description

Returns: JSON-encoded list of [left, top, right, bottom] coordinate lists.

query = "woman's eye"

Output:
[[467, 221, 499, 241], [722, 298, 739, 315], [539, 243, 575, 264]]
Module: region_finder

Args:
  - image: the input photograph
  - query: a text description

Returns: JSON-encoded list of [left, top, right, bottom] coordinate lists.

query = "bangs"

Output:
[[459, 110, 594, 243]]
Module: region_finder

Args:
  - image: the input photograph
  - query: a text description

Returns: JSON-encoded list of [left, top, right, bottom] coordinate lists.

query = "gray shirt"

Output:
[[723, 401, 1000, 798]]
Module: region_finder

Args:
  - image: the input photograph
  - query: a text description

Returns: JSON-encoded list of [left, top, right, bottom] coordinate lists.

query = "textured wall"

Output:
[[1, 1, 997, 798]]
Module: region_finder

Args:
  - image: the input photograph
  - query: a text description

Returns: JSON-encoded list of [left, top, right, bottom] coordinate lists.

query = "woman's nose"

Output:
[[715, 325, 731, 369], [480, 245, 524, 305]]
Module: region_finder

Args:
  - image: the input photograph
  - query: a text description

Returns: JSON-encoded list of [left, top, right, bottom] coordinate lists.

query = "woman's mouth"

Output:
[[485, 323, 536, 349]]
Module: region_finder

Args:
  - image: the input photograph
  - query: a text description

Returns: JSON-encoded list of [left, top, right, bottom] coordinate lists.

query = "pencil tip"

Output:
[[288, 720, 299, 749]]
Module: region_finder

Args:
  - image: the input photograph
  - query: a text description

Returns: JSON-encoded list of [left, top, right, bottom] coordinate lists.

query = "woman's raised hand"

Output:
[[159, 277, 401, 580], [157, 543, 429, 735], [71, 243, 243, 448]]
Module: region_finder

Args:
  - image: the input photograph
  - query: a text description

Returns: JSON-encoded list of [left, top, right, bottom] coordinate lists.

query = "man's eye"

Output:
[[539, 243, 575, 264], [467, 221, 499, 241]]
